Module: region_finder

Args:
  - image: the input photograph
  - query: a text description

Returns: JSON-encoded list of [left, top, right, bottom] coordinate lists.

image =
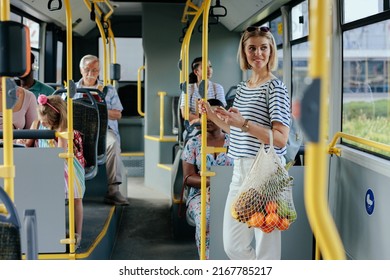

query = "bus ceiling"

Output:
[[8, 0, 293, 35]]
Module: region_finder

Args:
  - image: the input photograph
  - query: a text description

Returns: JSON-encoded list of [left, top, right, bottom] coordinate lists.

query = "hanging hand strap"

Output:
[[265, 79, 277, 154], [264, 78, 277, 110], [178, 174, 195, 218]]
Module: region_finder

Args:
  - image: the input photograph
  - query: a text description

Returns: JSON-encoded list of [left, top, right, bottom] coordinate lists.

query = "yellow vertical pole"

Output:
[[199, 0, 212, 261], [181, 3, 203, 121], [305, 0, 345, 259], [108, 22, 117, 87], [180, 1, 207, 260], [0, 0, 15, 200], [84, 0, 108, 85], [64, 0, 76, 256]]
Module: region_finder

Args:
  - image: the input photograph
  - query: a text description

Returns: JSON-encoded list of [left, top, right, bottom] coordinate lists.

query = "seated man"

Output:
[[76, 54, 128, 206], [18, 52, 55, 97], [181, 98, 233, 259]]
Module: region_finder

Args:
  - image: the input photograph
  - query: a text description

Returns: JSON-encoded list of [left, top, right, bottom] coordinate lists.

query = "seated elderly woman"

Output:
[[181, 98, 234, 259]]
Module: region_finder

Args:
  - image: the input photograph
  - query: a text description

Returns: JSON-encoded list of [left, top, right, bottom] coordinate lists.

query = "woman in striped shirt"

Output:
[[199, 27, 290, 260], [180, 57, 226, 126]]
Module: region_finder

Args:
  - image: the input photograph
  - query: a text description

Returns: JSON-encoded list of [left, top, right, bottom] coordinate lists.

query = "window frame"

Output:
[[10, 8, 42, 80], [340, 3, 390, 158]]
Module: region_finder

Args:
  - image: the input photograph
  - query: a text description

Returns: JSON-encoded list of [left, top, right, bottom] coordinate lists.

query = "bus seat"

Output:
[[55, 88, 101, 180], [24, 209, 38, 260], [177, 97, 185, 146], [0, 186, 22, 260], [177, 83, 186, 146], [225, 85, 237, 110], [73, 98, 99, 180], [294, 145, 305, 166], [176, 93, 201, 147], [94, 90, 108, 165], [171, 146, 195, 239], [171, 96, 180, 161], [72, 88, 108, 165], [96, 102, 107, 165], [46, 83, 64, 91]]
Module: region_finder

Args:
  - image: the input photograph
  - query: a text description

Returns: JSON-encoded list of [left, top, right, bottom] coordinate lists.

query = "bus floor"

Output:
[[110, 177, 199, 260]]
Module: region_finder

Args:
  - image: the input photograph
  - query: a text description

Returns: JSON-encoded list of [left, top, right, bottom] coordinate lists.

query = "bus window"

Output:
[[23, 18, 40, 49], [10, 12, 21, 23], [276, 48, 283, 81], [342, 19, 390, 156], [98, 37, 144, 82], [57, 41, 63, 85], [291, 0, 309, 41], [291, 41, 309, 101], [270, 15, 283, 46], [343, 0, 384, 24]]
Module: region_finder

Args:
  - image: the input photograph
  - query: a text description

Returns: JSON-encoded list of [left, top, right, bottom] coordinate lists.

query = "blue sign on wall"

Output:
[[365, 189, 375, 215]]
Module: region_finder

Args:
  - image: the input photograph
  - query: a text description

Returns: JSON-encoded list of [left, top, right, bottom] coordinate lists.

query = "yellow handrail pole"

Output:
[[328, 132, 390, 156], [305, 0, 345, 259], [63, 0, 77, 257], [103, 0, 114, 22], [199, 0, 212, 261], [181, 3, 203, 121], [83, 0, 108, 85], [94, 2, 115, 86], [181, 0, 199, 23], [137, 65, 145, 116], [0, 0, 15, 200], [108, 21, 118, 87], [158, 91, 167, 139]]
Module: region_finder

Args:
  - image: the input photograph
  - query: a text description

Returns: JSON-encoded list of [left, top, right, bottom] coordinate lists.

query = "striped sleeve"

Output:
[[269, 80, 290, 127]]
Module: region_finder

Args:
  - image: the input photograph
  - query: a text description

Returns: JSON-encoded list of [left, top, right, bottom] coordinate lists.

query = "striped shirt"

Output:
[[228, 79, 290, 159], [180, 81, 226, 114]]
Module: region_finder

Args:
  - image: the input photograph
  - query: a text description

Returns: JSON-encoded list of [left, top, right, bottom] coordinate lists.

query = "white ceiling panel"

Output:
[[8, 1, 292, 35]]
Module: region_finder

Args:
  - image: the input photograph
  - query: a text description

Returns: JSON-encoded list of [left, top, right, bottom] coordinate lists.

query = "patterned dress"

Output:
[[37, 123, 86, 199], [181, 133, 233, 259]]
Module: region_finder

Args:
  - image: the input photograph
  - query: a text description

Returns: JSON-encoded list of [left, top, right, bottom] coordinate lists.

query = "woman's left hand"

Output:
[[214, 107, 245, 128]]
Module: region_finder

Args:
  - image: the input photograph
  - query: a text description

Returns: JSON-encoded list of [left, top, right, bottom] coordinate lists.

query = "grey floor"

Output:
[[110, 177, 199, 260]]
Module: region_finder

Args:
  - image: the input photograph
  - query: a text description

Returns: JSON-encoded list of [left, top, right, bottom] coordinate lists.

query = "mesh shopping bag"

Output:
[[231, 131, 297, 233]]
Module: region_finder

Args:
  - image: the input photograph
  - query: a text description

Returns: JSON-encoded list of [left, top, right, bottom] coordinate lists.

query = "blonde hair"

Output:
[[237, 28, 278, 71], [37, 95, 67, 131]]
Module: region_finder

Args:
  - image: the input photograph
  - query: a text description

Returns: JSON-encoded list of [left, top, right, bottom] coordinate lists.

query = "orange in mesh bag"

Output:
[[231, 131, 297, 233]]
